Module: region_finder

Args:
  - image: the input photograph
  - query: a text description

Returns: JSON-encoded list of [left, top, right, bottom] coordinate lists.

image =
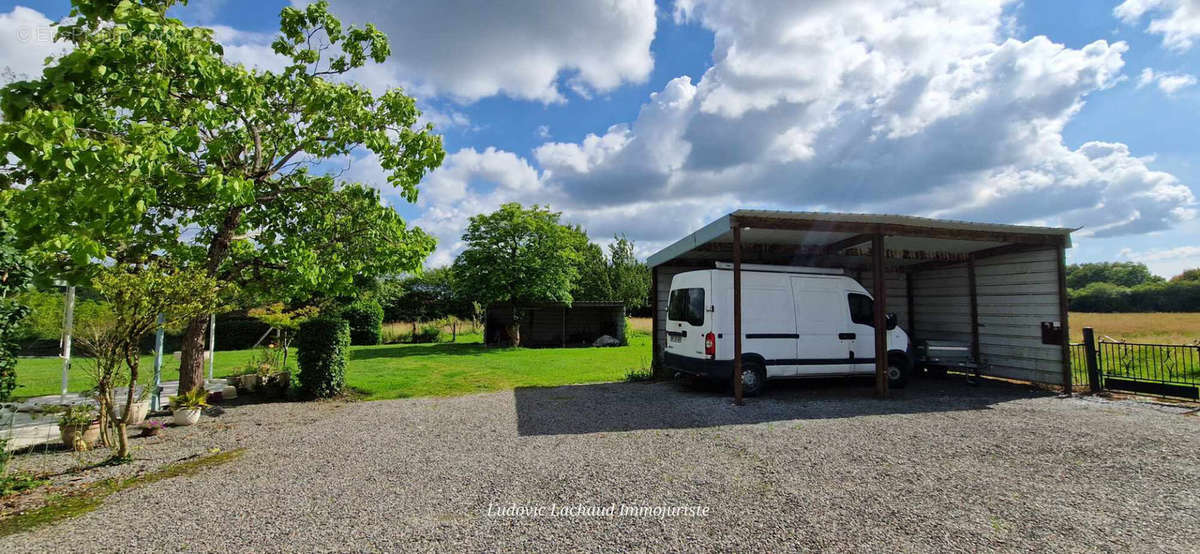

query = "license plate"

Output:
[[669, 335, 682, 343]]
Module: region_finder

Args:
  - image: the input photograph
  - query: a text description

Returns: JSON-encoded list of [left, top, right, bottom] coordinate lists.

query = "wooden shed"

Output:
[[647, 210, 1074, 402], [485, 302, 626, 348]]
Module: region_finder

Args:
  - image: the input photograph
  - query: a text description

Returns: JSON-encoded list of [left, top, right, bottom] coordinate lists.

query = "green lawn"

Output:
[[12, 332, 652, 401]]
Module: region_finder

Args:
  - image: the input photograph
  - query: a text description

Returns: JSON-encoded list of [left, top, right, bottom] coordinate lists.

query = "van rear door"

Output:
[[665, 272, 711, 359], [790, 277, 853, 375]]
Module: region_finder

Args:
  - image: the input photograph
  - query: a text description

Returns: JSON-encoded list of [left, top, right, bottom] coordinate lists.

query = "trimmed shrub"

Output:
[[296, 317, 350, 398], [341, 299, 383, 346], [413, 323, 442, 343]]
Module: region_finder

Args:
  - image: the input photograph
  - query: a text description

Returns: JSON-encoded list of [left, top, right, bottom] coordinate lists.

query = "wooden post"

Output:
[[1083, 327, 1101, 394], [905, 271, 916, 332], [872, 234, 888, 398], [1056, 243, 1072, 392], [967, 256, 981, 364], [732, 222, 744, 406]]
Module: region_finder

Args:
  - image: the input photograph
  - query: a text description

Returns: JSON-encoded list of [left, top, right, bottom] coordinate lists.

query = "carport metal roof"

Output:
[[648, 210, 1074, 270], [647, 210, 1074, 404]]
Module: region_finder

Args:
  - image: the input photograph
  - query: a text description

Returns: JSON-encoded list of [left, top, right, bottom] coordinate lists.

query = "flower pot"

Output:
[[221, 385, 238, 400], [239, 374, 258, 392], [173, 408, 201, 426], [111, 401, 151, 425], [59, 421, 100, 451]]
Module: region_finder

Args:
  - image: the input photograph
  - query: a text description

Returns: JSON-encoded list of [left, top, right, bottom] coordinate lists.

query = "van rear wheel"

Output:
[[736, 361, 766, 397]]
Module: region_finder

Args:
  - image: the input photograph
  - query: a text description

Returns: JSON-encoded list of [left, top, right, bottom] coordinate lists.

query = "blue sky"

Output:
[[2, 0, 1198, 275]]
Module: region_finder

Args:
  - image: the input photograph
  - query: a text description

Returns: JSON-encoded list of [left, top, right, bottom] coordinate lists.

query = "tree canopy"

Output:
[[0, 0, 444, 391], [1066, 262, 1162, 290], [453, 203, 579, 312]]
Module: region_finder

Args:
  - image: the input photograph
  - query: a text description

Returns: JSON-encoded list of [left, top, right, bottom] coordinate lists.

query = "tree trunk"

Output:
[[178, 316, 208, 394], [506, 323, 520, 347], [116, 348, 139, 460], [452, 320, 457, 342], [180, 206, 244, 394]]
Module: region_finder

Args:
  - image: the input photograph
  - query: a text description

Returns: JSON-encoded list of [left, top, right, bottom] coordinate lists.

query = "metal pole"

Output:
[[207, 313, 216, 381], [872, 234, 888, 398], [59, 285, 76, 401], [732, 222, 744, 406], [151, 313, 165, 411]]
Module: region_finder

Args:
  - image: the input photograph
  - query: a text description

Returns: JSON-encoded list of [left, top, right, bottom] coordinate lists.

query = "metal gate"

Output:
[[1072, 327, 1200, 400]]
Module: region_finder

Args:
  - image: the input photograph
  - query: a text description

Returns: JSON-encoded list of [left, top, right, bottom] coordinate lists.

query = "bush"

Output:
[[341, 299, 383, 346], [296, 317, 350, 398], [412, 323, 442, 343], [1069, 282, 1132, 312]]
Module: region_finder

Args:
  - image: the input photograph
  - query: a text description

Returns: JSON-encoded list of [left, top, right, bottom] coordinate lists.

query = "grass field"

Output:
[[12, 331, 651, 401], [1068, 313, 1200, 344]]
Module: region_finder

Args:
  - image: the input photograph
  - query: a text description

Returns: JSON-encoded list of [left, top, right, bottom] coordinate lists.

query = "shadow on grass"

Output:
[[513, 374, 1052, 436], [349, 341, 498, 361]]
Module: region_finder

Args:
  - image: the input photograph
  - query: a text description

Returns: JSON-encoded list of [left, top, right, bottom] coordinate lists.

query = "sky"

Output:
[[1, 0, 1199, 277]]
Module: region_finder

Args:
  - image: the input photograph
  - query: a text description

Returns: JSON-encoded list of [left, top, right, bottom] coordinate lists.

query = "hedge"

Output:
[[296, 317, 350, 398], [1069, 280, 1200, 312], [341, 299, 383, 346]]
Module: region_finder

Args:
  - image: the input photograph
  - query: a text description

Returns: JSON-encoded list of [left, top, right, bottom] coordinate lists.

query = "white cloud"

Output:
[[535, 125, 551, 140], [1119, 244, 1200, 277], [306, 0, 657, 104], [525, 0, 1193, 242], [1115, 0, 1200, 52], [1136, 67, 1198, 94], [0, 6, 69, 81]]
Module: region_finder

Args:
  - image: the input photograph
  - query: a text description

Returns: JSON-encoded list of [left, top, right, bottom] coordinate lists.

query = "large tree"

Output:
[[453, 203, 578, 346], [607, 234, 650, 312], [0, 1, 443, 392]]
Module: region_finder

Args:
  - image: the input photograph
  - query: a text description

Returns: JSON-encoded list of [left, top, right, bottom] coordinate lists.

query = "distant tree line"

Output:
[[1067, 262, 1200, 312]]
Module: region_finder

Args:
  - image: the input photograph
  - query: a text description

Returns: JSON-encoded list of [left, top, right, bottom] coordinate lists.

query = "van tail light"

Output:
[[704, 332, 716, 357]]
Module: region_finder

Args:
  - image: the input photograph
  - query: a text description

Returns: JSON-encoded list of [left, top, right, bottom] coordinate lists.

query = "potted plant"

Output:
[[169, 388, 209, 426], [112, 384, 152, 425], [57, 404, 100, 451]]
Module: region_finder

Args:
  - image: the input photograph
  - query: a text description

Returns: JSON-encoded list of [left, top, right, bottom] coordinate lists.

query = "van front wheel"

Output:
[[736, 361, 766, 397], [887, 355, 911, 389]]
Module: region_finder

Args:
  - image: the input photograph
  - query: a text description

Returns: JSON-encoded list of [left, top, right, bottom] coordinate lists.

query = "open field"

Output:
[[13, 332, 651, 401], [4, 379, 1198, 550], [1069, 312, 1200, 344]]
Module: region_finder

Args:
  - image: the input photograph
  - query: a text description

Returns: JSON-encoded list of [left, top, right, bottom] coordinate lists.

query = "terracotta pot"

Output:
[[59, 421, 101, 451], [111, 401, 150, 425], [173, 408, 201, 426]]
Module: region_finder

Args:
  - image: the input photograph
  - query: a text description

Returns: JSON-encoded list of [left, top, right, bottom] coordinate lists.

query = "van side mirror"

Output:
[[886, 312, 898, 330]]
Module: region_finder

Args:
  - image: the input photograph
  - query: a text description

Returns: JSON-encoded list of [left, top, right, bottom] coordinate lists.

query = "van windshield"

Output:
[[668, 288, 705, 326]]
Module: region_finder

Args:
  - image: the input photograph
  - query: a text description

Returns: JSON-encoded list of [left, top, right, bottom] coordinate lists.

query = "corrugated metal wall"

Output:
[[911, 248, 1064, 385], [972, 248, 1064, 384]]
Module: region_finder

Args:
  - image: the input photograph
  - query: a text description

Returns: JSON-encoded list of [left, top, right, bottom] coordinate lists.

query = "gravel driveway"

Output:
[[3, 377, 1198, 552]]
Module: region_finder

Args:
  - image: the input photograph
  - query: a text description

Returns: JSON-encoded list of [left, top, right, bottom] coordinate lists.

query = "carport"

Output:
[[647, 210, 1074, 403]]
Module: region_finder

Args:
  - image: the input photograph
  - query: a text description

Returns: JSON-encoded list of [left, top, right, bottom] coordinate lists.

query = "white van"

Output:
[[663, 263, 913, 396]]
